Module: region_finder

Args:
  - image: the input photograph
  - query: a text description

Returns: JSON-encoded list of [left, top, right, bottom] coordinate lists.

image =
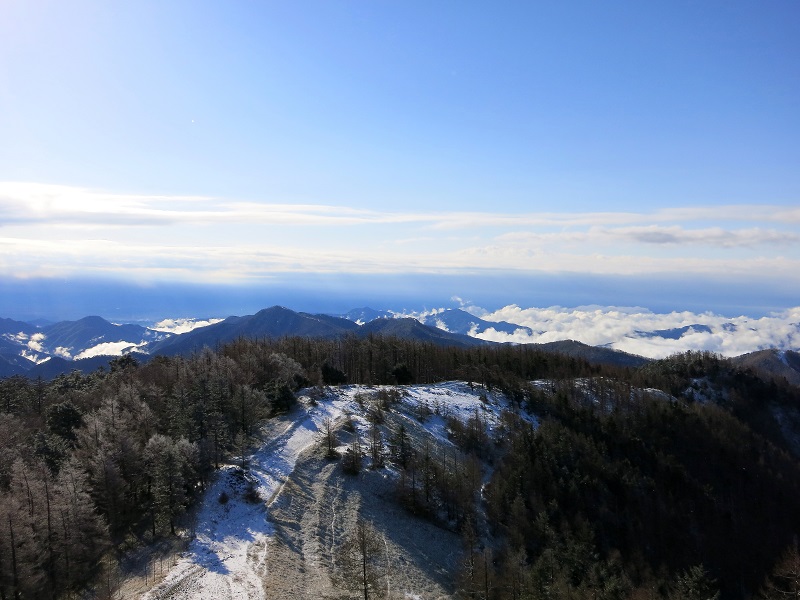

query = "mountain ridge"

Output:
[[1, 306, 798, 384]]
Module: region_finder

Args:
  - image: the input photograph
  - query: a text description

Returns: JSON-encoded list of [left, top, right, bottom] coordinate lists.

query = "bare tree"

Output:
[[321, 417, 338, 459], [368, 421, 384, 468], [335, 519, 385, 600], [342, 433, 363, 475], [761, 541, 800, 599]]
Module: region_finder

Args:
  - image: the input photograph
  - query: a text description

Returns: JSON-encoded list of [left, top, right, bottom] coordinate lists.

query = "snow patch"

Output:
[[143, 382, 537, 599], [144, 392, 355, 600]]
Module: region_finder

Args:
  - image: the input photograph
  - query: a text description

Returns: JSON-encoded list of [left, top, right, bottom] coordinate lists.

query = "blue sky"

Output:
[[1, 1, 798, 320]]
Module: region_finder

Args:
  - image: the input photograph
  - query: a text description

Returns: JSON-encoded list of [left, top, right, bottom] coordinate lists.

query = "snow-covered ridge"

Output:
[[143, 392, 354, 600], [142, 382, 534, 600]]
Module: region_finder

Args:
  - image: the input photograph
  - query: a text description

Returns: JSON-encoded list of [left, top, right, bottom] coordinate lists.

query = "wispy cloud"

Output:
[[612, 226, 798, 247], [498, 226, 799, 249], [2, 182, 799, 231], [0, 182, 797, 287]]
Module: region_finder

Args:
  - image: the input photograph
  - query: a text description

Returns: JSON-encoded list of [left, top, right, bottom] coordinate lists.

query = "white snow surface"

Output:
[[398, 381, 537, 445], [142, 382, 529, 599], [143, 391, 355, 600]]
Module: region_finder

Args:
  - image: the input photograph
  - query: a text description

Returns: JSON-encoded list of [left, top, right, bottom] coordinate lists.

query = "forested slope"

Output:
[[0, 337, 798, 599]]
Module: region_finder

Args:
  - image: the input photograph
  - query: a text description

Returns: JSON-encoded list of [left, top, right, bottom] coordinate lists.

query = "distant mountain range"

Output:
[[341, 307, 535, 336], [1, 306, 799, 385], [0, 306, 487, 378], [417, 308, 536, 337], [633, 324, 715, 340], [0, 314, 171, 378]]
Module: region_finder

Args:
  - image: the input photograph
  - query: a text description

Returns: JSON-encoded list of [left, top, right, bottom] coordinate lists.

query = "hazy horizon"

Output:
[[1, 274, 798, 324]]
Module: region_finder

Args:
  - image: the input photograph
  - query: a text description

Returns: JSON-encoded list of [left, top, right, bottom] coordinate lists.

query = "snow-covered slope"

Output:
[[141, 382, 534, 599], [143, 393, 353, 600]]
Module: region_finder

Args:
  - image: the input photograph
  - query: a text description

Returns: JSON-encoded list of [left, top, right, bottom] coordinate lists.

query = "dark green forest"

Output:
[[0, 335, 799, 599]]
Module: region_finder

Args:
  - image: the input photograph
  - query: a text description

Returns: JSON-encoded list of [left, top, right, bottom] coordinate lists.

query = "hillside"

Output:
[[1, 338, 799, 599], [138, 377, 800, 600], [537, 339, 650, 368], [140, 383, 518, 599], [730, 348, 800, 387]]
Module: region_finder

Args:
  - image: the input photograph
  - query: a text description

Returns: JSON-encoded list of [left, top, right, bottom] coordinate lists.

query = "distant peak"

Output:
[[256, 305, 293, 314], [77, 315, 111, 325]]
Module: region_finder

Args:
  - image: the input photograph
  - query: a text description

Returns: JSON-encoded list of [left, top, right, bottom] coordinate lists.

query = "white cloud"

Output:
[[75, 341, 143, 360], [151, 318, 224, 334], [53, 346, 72, 359], [471, 305, 800, 359], [27, 332, 45, 352], [0, 181, 797, 288], [2, 182, 799, 232], [20, 350, 49, 364]]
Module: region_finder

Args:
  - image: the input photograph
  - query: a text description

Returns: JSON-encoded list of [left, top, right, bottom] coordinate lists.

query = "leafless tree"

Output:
[[335, 519, 386, 600]]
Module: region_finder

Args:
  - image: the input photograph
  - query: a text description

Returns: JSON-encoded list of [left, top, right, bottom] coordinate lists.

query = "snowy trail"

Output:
[[141, 382, 528, 599], [142, 394, 352, 600]]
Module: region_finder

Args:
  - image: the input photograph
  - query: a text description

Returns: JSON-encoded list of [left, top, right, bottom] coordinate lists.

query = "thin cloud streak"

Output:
[[2, 182, 799, 230], [498, 226, 799, 248], [2, 235, 799, 283]]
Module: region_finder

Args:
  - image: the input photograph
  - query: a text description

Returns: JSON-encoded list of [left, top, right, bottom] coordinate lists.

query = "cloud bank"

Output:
[[463, 305, 800, 359]]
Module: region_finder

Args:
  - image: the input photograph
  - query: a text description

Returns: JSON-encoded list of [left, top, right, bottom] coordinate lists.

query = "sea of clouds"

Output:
[[471, 305, 800, 359], [402, 304, 800, 359]]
